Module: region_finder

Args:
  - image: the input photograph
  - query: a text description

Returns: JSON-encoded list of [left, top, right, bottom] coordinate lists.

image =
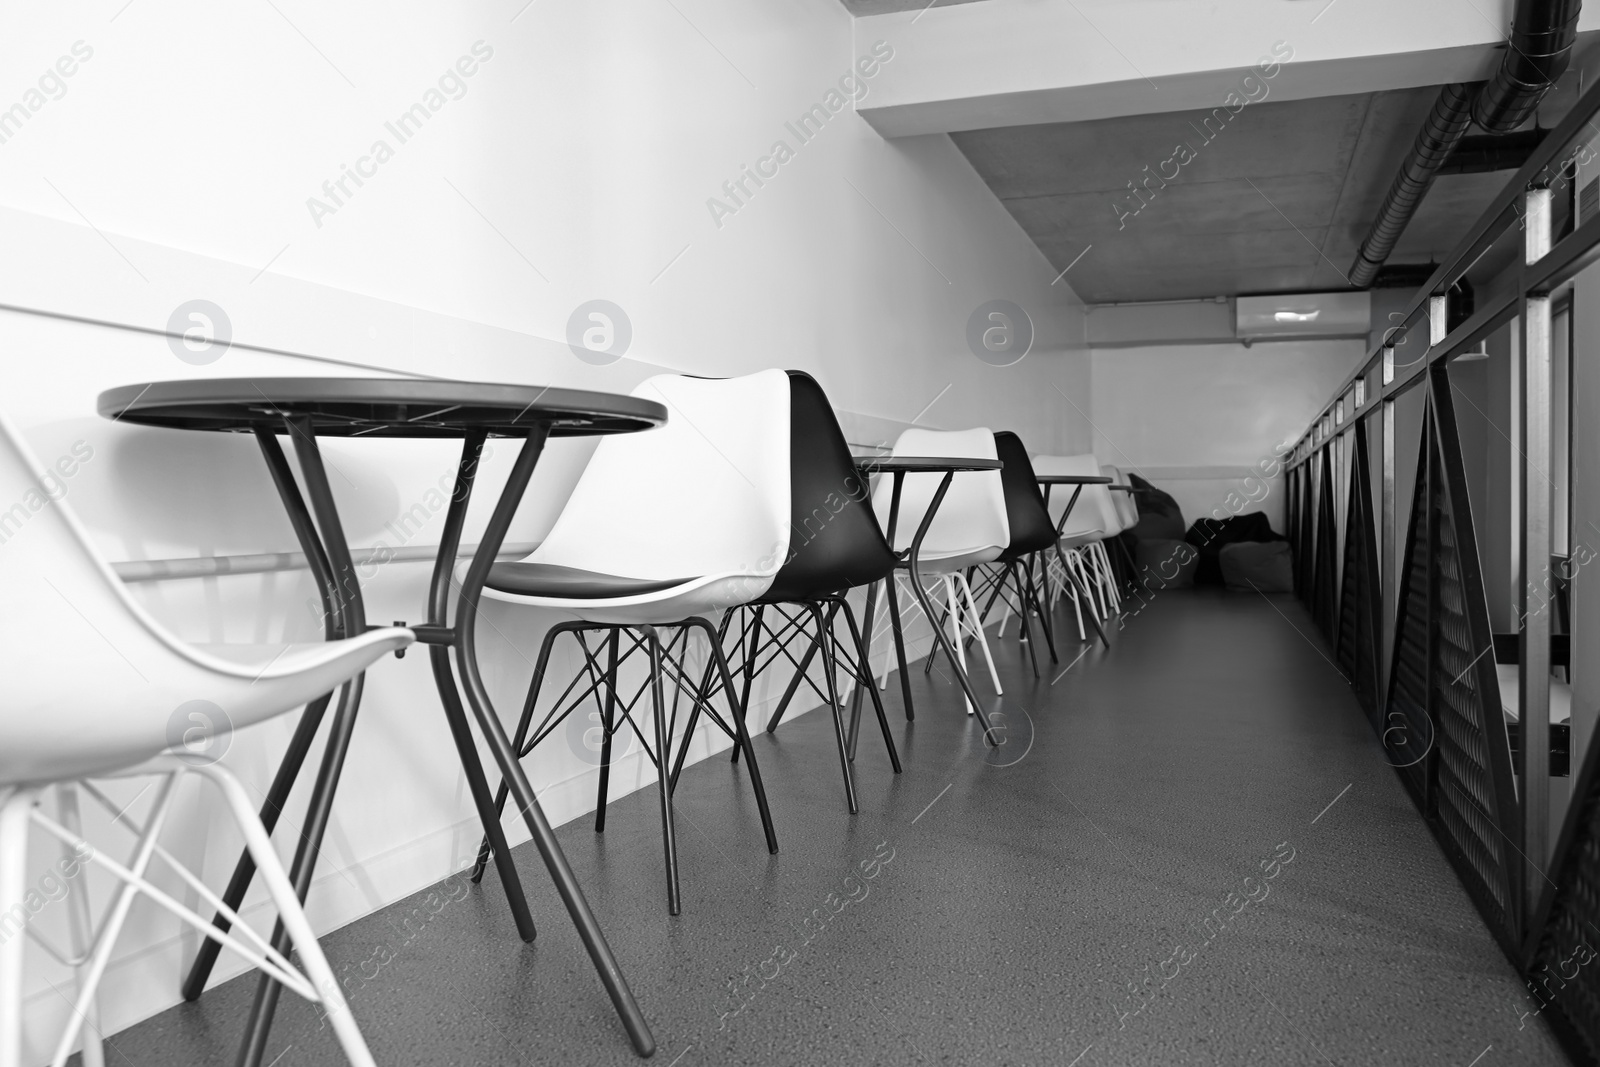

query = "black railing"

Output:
[[1281, 44, 1600, 1065]]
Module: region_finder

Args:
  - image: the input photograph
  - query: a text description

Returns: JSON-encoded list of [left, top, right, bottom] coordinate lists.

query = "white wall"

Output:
[[1, 0, 1087, 1056], [1089, 339, 1367, 531]]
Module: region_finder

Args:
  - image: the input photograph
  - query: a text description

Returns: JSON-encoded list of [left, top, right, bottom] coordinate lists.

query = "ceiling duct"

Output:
[[1474, 0, 1583, 132], [1346, 0, 1581, 288], [1438, 129, 1549, 174], [1347, 84, 1476, 289], [1372, 263, 1441, 288]]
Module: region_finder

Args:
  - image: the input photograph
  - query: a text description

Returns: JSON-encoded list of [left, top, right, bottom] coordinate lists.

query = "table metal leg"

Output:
[[236, 419, 373, 1067], [880, 475, 917, 722], [903, 472, 999, 746], [433, 432, 537, 938], [472, 619, 593, 879], [431, 645, 539, 941], [236, 674, 361, 1067], [454, 427, 655, 1057], [884, 575, 915, 720], [183, 430, 345, 1002]]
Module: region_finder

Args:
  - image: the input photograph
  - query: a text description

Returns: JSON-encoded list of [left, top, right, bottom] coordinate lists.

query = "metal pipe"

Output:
[[1347, 0, 1581, 287], [1348, 84, 1478, 288], [1474, 0, 1583, 132]]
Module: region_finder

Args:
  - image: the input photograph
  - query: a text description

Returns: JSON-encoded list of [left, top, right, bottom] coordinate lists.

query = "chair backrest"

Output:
[[1030, 453, 1107, 539], [1105, 464, 1141, 529], [993, 432, 1056, 558], [872, 427, 1008, 558], [0, 409, 383, 783], [530, 371, 792, 584], [762, 371, 896, 602]]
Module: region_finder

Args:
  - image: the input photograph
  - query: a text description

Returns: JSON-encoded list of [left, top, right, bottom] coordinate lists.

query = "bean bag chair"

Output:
[[1185, 512, 1286, 586], [1220, 541, 1294, 593], [1128, 473, 1185, 541]]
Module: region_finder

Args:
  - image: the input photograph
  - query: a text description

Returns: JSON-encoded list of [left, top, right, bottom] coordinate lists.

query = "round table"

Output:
[[1034, 472, 1112, 521], [99, 377, 663, 1060]]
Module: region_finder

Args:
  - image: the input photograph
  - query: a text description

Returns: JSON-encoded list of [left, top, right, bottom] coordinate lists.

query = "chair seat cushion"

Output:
[[486, 562, 695, 599]]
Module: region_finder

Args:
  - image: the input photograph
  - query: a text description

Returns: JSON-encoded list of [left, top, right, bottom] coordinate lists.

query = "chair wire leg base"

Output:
[[956, 572, 1004, 700], [0, 788, 32, 1067], [56, 785, 105, 1067], [641, 626, 682, 915], [690, 618, 780, 853], [835, 596, 901, 771], [808, 603, 860, 813], [472, 621, 585, 883], [181, 690, 333, 1000], [883, 576, 916, 721], [1057, 546, 1110, 649], [596, 630, 621, 832]]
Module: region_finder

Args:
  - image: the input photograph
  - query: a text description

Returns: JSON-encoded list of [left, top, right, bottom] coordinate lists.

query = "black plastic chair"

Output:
[[712, 370, 903, 814], [969, 431, 1060, 675]]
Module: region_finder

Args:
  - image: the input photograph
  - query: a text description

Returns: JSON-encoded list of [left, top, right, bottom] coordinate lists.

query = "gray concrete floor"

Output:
[[81, 590, 1569, 1066]]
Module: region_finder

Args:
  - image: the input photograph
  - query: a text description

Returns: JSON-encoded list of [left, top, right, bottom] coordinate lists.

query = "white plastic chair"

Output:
[[478, 370, 787, 915], [484, 370, 790, 623], [871, 427, 1009, 715], [0, 409, 411, 1067], [1031, 453, 1114, 635]]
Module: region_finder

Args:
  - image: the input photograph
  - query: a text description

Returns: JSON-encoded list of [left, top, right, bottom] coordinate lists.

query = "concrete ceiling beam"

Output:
[[856, 0, 1600, 137]]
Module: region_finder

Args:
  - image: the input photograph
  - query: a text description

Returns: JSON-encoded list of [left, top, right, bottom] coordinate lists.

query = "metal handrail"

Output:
[[1287, 70, 1600, 466]]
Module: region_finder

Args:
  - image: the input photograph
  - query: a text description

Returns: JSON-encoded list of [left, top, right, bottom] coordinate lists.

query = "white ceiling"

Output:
[[951, 87, 1516, 302], [843, 1, 1592, 302]]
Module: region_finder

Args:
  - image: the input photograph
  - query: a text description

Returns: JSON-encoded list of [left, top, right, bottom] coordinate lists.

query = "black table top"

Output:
[[97, 377, 667, 439], [852, 456, 1004, 473], [1035, 474, 1111, 485]]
